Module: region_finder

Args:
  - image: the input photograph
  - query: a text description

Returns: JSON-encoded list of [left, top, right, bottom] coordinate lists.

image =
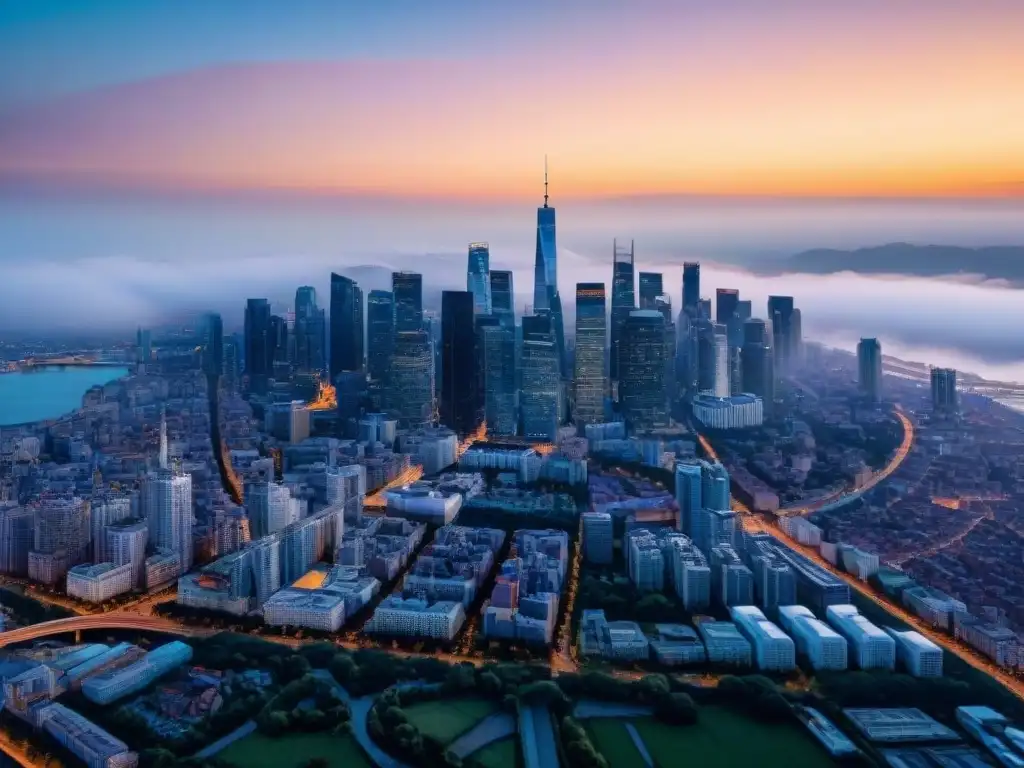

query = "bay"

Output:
[[0, 366, 128, 426]]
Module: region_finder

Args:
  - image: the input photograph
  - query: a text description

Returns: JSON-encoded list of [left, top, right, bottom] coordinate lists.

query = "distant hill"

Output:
[[785, 243, 1024, 283]]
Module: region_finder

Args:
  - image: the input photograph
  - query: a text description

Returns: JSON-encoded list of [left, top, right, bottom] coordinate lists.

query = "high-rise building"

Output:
[[246, 481, 301, 539], [90, 493, 133, 564], [767, 295, 795, 374], [610, 239, 636, 382], [136, 327, 152, 364], [682, 263, 700, 317], [330, 273, 364, 379], [33, 496, 91, 568], [716, 289, 740, 326], [467, 242, 492, 316], [393, 271, 423, 333], [582, 512, 613, 565], [619, 309, 667, 431], [0, 503, 34, 576], [520, 329, 561, 440], [655, 294, 676, 406], [201, 312, 223, 377], [105, 520, 148, 589], [712, 324, 730, 398], [533, 161, 558, 314], [143, 470, 194, 575], [931, 368, 959, 413], [269, 313, 289, 370], [638, 272, 664, 310], [367, 290, 394, 385], [675, 462, 703, 534], [489, 270, 514, 327], [574, 283, 607, 426], [857, 338, 882, 403], [244, 298, 272, 387], [440, 291, 480, 435], [477, 315, 517, 436], [293, 286, 325, 375], [741, 328, 774, 410], [389, 329, 435, 428], [701, 461, 731, 511]]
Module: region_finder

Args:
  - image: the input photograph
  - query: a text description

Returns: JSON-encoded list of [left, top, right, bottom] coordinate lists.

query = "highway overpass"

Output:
[[0, 615, 211, 649]]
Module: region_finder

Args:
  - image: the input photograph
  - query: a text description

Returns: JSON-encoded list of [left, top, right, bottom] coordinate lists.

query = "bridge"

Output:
[[0, 615, 213, 649]]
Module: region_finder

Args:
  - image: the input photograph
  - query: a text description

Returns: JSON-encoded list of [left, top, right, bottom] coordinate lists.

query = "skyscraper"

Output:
[[330, 273, 364, 379], [440, 291, 480, 435], [32, 496, 91, 568], [201, 313, 223, 377], [610, 239, 636, 382], [367, 290, 394, 385], [467, 242, 492, 316], [741, 319, 774, 409], [713, 324, 730, 398], [489, 270, 514, 327], [0, 504, 33, 576], [716, 289, 740, 327], [533, 161, 557, 314], [574, 283, 607, 426], [857, 338, 883, 403], [638, 272, 664, 310], [293, 286, 325, 375], [675, 462, 702, 534], [619, 309, 667, 431], [143, 470, 194, 575], [244, 298, 272, 386], [269, 314, 289, 369], [655, 294, 676, 408], [767, 295, 795, 374], [477, 315, 517, 435], [393, 271, 424, 332], [683, 262, 700, 317], [246, 481, 301, 539], [931, 368, 959, 413], [520, 331, 561, 440], [389, 329, 435, 427]]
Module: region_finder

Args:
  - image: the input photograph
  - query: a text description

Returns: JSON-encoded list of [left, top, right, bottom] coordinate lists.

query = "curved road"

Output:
[[0, 615, 211, 648], [698, 405, 915, 517], [781, 406, 915, 516]]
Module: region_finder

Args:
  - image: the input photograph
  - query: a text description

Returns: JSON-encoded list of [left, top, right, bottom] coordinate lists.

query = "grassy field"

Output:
[[218, 731, 371, 768], [590, 707, 834, 768], [586, 720, 645, 766], [471, 736, 520, 768], [403, 696, 500, 745]]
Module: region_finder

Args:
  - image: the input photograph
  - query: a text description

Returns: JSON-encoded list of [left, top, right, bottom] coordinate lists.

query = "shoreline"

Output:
[[0, 365, 130, 429]]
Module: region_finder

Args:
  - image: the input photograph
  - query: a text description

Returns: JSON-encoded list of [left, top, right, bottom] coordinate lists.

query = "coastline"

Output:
[[0, 365, 130, 428]]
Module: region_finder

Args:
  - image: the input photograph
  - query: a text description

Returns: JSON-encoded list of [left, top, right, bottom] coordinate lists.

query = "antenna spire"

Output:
[[543, 155, 549, 208]]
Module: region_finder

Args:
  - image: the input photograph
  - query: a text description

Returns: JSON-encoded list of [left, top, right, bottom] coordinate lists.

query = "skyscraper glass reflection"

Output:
[[467, 242, 492, 316], [574, 283, 607, 426], [610, 239, 636, 382]]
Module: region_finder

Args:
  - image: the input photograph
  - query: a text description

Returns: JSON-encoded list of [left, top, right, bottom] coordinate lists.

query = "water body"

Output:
[[0, 366, 128, 426]]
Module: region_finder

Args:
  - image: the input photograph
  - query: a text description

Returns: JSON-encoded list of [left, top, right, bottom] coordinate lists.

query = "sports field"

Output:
[[403, 696, 500, 745], [588, 706, 834, 768]]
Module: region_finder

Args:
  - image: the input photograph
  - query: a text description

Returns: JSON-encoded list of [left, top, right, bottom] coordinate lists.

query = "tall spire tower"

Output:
[[543, 155, 549, 208], [159, 409, 168, 470]]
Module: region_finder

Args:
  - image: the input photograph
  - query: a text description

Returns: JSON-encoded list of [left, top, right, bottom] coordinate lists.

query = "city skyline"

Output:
[[1, 2, 1022, 199]]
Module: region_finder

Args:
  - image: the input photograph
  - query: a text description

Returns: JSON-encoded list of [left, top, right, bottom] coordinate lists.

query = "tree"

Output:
[[656, 692, 699, 725]]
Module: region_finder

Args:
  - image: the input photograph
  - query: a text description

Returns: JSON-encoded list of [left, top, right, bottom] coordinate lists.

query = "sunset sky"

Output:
[[2, 0, 1023, 199]]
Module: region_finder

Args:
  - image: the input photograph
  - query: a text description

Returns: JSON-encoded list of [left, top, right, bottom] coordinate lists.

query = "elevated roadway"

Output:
[[0, 615, 212, 649]]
